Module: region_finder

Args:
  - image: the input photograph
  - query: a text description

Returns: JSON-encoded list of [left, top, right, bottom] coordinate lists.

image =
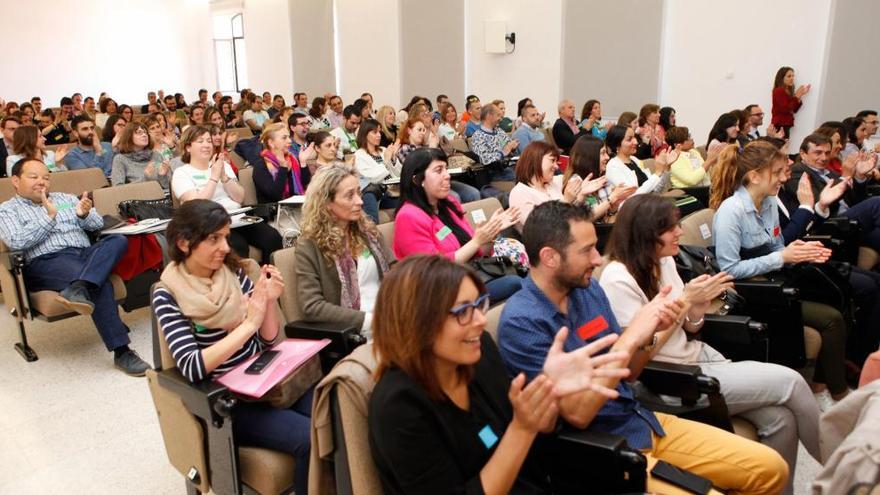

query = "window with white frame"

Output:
[[213, 13, 248, 94]]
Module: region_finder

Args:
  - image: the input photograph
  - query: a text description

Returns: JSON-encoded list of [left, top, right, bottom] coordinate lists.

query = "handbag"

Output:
[[674, 244, 744, 316], [118, 197, 173, 221], [469, 256, 520, 284]]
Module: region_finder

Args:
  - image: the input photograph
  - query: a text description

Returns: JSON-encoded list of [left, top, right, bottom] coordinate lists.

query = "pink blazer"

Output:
[[393, 199, 476, 260]]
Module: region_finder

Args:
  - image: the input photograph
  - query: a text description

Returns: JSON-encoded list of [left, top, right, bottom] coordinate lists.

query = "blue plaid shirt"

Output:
[[498, 276, 664, 450], [0, 194, 103, 261]]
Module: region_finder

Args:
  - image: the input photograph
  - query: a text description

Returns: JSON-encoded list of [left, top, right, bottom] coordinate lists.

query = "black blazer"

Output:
[[785, 162, 867, 217], [0, 141, 8, 178], [369, 333, 550, 495], [777, 187, 824, 244], [251, 157, 312, 203]]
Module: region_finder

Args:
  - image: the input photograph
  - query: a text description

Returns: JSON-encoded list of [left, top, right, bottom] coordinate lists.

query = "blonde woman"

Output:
[[376, 105, 397, 147], [294, 165, 393, 336], [252, 122, 309, 203]]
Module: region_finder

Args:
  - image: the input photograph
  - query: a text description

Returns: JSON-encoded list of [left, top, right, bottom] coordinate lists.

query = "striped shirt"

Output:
[[0, 194, 103, 261], [153, 269, 273, 383]]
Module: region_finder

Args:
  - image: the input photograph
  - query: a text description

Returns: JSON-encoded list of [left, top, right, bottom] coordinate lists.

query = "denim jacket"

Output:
[[713, 186, 785, 279]]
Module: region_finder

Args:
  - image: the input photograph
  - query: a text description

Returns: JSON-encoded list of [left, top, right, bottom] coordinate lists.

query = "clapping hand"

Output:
[[655, 149, 680, 172], [299, 142, 317, 162], [209, 153, 225, 181], [75, 191, 93, 218], [682, 272, 734, 314], [158, 160, 171, 176], [796, 173, 815, 207], [781, 239, 832, 264], [609, 185, 637, 209], [473, 207, 521, 244], [144, 161, 156, 177], [854, 151, 878, 179], [258, 264, 285, 301], [818, 177, 850, 210], [41, 190, 57, 219], [795, 84, 812, 99], [627, 286, 686, 346], [542, 328, 630, 397], [508, 374, 558, 433]]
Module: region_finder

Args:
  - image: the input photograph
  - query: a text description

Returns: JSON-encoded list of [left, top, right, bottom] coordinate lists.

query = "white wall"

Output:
[[334, 0, 402, 107], [242, 0, 295, 97], [464, 0, 562, 118], [0, 0, 215, 107], [659, 0, 832, 147]]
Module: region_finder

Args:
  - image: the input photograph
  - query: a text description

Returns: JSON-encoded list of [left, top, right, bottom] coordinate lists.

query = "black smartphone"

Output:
[[244, 350, 280, 375], [650, 460, 712, 494]]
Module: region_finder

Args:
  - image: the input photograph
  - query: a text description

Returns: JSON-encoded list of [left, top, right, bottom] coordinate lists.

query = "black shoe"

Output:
[[114, 350, 151, 377], [56, 284, 95, 316]]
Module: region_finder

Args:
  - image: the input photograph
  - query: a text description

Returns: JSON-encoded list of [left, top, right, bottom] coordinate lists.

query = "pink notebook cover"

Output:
[[215, 338, 331, 398]]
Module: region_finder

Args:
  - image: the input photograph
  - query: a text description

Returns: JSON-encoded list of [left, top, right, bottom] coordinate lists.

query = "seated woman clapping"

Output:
[[152, 200, 311, 495], [294, 165, 393, 337], [508, 140, 606, 231], [253, 122, 310, 203], [393, 147, 523, 302], [111, 121, 170, 191], [369, 255, 630, 495], [171, 125, 282, 264], [598, 194, 820, 494], [562, 135, 635, 222]]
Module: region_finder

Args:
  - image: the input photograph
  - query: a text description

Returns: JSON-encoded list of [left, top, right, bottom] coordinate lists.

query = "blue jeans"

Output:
[[486, 274, 522, 303], [450, 181, 480, 203], [234, 389, 313, 495], [23, 234, 130, 351], [362, 189, 399, 223]]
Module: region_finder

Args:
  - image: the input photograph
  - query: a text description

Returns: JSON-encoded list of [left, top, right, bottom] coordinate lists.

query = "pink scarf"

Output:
[[261, 149, 303, 196]]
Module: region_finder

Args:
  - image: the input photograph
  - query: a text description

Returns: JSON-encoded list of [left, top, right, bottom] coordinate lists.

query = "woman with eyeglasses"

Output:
[[369, 254, 629, 495], [111, 121, 170, 191]]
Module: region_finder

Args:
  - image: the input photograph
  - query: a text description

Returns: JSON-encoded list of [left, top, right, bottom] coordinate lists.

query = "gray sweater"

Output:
[[110, 150, 170, 191]]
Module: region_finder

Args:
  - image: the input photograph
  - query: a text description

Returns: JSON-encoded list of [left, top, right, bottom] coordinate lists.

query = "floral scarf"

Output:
[[335, 233, 391, 310], [261, 149, 303, 196]]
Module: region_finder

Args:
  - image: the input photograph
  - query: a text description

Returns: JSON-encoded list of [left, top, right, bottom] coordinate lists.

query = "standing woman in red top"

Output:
[[771, 66, 811, 139]]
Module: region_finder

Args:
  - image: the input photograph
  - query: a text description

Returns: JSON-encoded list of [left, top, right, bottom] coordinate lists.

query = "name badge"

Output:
[[577, 315, 609, 341], [773, 226, 781, 237], [56, 203, 73, 211], [478, 425, 498, 449], [361, 248, 372, 259], [192, 173, 207, 181], [435, 225, 452, 241], [194, 323, 209, 333]]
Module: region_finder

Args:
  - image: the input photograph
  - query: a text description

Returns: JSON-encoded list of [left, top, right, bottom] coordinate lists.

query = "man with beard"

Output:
[[64, 115, 114, 176], [497, 201, 788, 494]]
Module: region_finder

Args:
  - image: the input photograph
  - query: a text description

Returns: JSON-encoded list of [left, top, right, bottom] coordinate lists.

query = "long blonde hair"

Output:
[[300, 165, 377, 260], [377, 105, 396, 141]]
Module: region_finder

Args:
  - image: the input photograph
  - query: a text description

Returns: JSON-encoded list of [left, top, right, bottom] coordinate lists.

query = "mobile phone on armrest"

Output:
[[650, 460, 712, 494]]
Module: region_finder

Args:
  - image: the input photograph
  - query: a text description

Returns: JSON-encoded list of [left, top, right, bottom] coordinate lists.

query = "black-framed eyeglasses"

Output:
[[449, 294, 490, 325]]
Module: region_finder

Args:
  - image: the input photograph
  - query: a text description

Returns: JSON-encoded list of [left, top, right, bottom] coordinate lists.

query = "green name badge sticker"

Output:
[[56, 203, 74, 211], [435, 225, 452, 241], [194, 323, 209, 333], [192, 173, 207, 181]]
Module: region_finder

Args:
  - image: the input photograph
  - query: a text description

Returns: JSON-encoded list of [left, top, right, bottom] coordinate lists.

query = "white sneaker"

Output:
[[814, 390, 835, 413]]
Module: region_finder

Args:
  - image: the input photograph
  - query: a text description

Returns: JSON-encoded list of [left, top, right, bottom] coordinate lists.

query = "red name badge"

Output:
[[577, 316, 609, 341], [773, 226, 780, 237]]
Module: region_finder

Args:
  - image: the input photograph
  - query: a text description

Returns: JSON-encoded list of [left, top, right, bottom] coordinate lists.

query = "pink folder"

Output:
[[216, 338, 331, 398]]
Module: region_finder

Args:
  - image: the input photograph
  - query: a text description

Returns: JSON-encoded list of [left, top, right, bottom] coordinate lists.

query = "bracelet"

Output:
[[685, 314, 705, 326], [209, 178, 219, 184]]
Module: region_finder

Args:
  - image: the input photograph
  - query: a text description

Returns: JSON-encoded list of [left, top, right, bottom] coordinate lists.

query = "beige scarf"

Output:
[[160, 261, 244, 331]]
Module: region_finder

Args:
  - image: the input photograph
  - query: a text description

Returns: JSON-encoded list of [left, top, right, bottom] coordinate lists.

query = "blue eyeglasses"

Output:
[[449, 293, 490, 325]]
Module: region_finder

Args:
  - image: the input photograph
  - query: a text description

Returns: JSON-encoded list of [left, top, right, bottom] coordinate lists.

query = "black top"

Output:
[[380, 125, 398, 148], [552, 118, 576, 155], [251, 156, 312, 203], [369, 333, 550, 495], [44, 124, 70, 145]]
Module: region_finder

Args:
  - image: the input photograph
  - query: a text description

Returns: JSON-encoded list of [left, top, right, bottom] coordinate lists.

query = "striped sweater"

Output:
[[152, 269, 273, 382]]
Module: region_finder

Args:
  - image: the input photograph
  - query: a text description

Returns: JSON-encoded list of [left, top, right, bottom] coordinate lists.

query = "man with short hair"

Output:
[[434, 94, 449, 120], [552, 99, 579, 154], [743, 104, 764, 141], [0, 159, 149, 376], [211, 91, 223, 108], [42, 97, 73, 145], [460, 94, 479, 125], [71, 93, 84, 115], [293, 92, 309, 114], [242, 94, 270, 131], [857, 110, 880, 152], [512, 104, 545, 154], [330, 105, 361, 158], [326, 95, 344, 128], [267, 94, 286, 119], [1, 116, 20, 176], [287, 112, 310, 160], [198, 89, 209, 108], [141, 91, 159, 114], [30, 96, 42, 114], [470, 103, 519, 167], [163, 94, 177, 112], [64, 115, 114, 177], [464, 98, 482, 137], [499, 200, 788, 494]]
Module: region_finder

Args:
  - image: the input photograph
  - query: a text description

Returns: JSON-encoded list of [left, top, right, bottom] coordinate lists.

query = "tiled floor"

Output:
[[0, 298, 821, 494]]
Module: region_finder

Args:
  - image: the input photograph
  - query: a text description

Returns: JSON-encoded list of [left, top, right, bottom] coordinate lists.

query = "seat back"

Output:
[[542, 127, 558, 150], [92, 181, 165, 216], [227, 127, 254, 141], [484, 303, 505, 342], [50, 168, 109, 195], [271, 246, 305, 323], [147, 282, 211, 493], [680, 208, 716, 248], [325, 343, 384, 495], [229, 151, 247, 171], [0, 240, 26, 320], [377, 222, 394, 255], [462, 197, 503, 230], [238, 166, 259, 206], [642, 158, 656, 174]]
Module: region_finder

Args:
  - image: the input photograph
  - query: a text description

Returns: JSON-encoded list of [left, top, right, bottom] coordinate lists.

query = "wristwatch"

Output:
[[640, 334, 658, 352]]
